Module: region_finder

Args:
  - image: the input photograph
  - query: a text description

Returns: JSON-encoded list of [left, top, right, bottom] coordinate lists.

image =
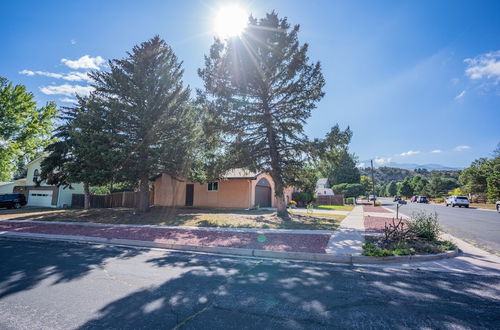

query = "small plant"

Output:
[[374, 200, 382, 206], [306, 203, 314, 216], [439, 240, 457, 251], [407, 211, 441, 241], [362, 243, 393, 257], [345, 197, 355, 205], [383, 217, 412, 242]]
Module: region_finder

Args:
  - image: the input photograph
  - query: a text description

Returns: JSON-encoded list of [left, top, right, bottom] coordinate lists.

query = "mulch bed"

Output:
[[364, 216, 405, 232], [0, 221, 331, 254], [362, 206, 391, 213]]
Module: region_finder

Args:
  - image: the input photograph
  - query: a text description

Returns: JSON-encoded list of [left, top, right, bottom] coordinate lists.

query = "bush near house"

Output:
[[363, 211, 456, 257], [292, 191, 315, 207]]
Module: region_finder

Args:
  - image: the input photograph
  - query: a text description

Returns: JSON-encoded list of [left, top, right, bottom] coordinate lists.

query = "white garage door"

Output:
[[28, 190, 53, 207]]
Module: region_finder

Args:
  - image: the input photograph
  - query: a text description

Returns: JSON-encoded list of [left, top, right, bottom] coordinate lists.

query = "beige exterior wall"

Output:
[[153, 172, 294, 209]]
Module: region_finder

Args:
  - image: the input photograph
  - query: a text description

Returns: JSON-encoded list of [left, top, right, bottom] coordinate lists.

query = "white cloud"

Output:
[[61, 55, 105, 70], [356, 162, 366, 168], [19, 69, 92, 82], [70, 39, 76, 45], [431, 149, 442, 153], [454, 145, 471, 152], [40, 84, 94, 97], [59, 97, 78, 103], [465, 50, 500, 80], [400, 150, 420, 157], [455, 90, 466, 100], [374, 157, 391, 165]]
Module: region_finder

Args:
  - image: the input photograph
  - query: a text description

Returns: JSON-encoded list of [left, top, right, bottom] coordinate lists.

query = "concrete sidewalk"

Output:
[[325, 205, 365, 255]]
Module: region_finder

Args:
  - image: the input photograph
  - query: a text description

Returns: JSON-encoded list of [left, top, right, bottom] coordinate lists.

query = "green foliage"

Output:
[[0, 77, 57, 180], [323, 151, 360, 185], [345, 197, 355, 205], [331, 183, 364, 197], [411, 175, 430, 196], [292, 191, 315, 206], [359, 166, 460, 186], [198, 12, 325, 216], [459, 148, 500, 202], [407, 211, 441, 241], [360, 175, 373, 196], [362, 243, 394, 257], [289, 167, 321, 197], [439, 240, 457, 251], [385, 181, 397, 196], [90, 36, 199, 211], [397, 177, 413, 198]]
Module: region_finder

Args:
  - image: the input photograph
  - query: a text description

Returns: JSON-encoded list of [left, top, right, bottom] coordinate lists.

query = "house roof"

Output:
[[316, 178, 328, 186], [223, 168, 262, 179]]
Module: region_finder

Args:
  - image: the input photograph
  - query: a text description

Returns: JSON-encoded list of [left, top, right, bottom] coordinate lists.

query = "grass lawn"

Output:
[[314, 205, 355, 211], [0, 206, 342, 231]]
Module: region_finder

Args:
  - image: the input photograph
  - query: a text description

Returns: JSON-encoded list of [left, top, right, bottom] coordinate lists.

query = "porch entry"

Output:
[[185, 184, 194, 206], [255, 178, 272, 207]]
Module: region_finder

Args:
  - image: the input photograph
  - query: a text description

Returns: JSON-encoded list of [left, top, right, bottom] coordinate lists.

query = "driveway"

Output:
[[1, 239, 499, 329], [382, 198, 500, 255]]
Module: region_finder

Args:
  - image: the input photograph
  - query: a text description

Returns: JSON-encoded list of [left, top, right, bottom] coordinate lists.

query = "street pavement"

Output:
[[1, 238, 499, 329], [382, 198, 500, 255]]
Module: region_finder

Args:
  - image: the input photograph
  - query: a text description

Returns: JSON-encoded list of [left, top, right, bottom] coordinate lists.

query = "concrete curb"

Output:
[[0, 231, 459, 265], [1, 220, 334, 235]]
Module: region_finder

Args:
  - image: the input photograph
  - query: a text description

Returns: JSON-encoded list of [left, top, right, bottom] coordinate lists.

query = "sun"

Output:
[[213, 4, 249, 38]]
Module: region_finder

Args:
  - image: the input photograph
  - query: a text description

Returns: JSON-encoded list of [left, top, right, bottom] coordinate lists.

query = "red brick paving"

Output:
[[0, 221, 330, 254], [362, 205, 391, 213], [364, 216, 401, 232]]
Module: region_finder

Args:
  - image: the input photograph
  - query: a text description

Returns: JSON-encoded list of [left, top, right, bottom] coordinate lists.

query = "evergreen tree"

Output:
[[398, 177, 414, 198], [199, 12, 325, 216], [90, 36, 199, 212], [0, 77, 56, 180], [326, 151, 360, 185], [386, 181, 397, 196], [41, 96, 118, 209]]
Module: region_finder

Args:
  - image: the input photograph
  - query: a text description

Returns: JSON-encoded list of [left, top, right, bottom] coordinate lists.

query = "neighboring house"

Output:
[[9, 155, 84, 208], [315, 178, 334, 196], [153, 169, 293, 209], [0, 179, 27, 194]]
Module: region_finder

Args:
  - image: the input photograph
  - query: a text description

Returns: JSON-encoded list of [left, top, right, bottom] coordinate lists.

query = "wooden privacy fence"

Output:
[[315, 194, 345, 206], [71, 191, 154, 209]]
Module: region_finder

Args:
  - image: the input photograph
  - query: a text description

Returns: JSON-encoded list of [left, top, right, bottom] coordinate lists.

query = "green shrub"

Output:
[[345, 197, 355, 205], [292, 192, 315, 207], [407, 211, 441, 241], [439, 240, 457, 251], [362, 243, 393, 257]]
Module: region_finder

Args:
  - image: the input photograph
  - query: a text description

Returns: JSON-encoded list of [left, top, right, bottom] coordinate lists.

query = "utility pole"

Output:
[[370, 159, 376, 206]]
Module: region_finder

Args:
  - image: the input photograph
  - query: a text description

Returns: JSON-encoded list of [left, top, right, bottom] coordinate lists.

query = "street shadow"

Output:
[[0, 238, 142, 299]]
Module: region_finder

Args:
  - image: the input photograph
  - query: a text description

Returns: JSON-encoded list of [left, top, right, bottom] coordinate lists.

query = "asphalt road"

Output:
[[1, 239, 499, 329], [382, 198, 500, 255]]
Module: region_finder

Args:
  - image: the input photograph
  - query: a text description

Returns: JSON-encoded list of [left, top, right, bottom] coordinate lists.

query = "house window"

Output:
[[33, 169, 39, 183], [208, 182, 219, 191]]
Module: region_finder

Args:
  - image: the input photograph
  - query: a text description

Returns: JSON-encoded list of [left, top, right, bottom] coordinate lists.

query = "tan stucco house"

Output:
[[153, 169, 293, 209], [5, 155, 84, 208]]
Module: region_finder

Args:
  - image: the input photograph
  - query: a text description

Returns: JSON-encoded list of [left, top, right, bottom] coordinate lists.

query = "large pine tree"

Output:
[[90, 36, 199, 212], [199, 12, 325, 216]]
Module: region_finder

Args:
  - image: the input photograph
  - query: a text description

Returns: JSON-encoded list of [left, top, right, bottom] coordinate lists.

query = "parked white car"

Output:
[[445, 196, 470, 208], [496, 201, 500, 213]]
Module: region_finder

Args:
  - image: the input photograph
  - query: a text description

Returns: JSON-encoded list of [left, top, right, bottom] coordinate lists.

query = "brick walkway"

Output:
[[362, 205, 391, 213], [0, 221, 331, 254]]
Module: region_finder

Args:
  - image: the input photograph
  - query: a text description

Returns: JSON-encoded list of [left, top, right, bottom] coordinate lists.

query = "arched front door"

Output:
[[255, 178, 272, 207]]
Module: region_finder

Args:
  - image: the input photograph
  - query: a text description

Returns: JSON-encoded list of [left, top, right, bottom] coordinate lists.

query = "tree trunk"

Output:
[[83, 182, 91, 210], [138, 172, 150, 212], [273, 179, 289, 218]]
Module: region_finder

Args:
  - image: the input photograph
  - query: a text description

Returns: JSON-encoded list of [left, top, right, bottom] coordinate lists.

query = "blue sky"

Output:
[[1, 0, 499, 168]]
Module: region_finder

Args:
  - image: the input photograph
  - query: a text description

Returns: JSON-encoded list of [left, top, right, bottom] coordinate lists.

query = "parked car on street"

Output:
[[398, 199, 407, 205], [410, 196, 417, 203], [393, 196, 401, 202], [445, 196, 470, 208], [368, 195, 377, 201], [416, 196, 428, 203], [496, 201, 500, 213], [0, 193, 27, 209]]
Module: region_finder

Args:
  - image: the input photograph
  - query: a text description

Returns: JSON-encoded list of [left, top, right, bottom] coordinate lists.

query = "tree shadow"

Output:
[[0, 238, 142, 299], [77, 251, 500, 329]]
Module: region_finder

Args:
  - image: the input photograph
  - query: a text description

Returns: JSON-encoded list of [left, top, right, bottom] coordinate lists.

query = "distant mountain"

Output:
[[359, 161, 462, 171]]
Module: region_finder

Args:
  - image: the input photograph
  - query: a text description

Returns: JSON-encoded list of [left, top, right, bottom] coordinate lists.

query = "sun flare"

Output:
[[213, 4, 249, 38]]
